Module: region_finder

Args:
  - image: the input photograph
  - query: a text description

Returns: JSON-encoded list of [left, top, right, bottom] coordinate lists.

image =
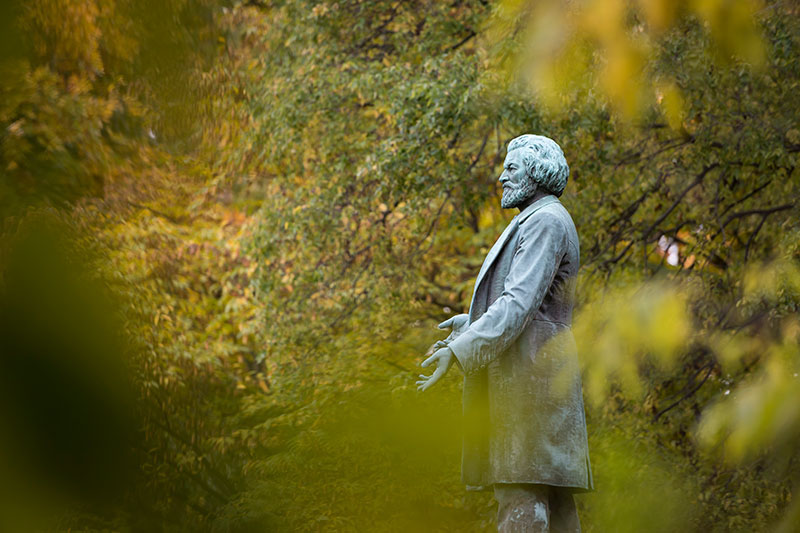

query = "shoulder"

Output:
[[516, 202, 580, 261], [519, 202, 570, 236], [515, 212, 567, 257]]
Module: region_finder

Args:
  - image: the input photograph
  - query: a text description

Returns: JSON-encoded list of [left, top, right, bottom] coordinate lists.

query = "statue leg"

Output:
[[493, 484, 581, 533], [549, 486, 581, 533]]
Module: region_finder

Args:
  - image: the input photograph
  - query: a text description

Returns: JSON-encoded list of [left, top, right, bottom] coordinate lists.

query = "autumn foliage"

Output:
[[1, 1, 799, 531]]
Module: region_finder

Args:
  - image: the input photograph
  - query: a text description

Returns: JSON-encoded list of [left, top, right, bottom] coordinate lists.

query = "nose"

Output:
[[498, 171, 508, 185]]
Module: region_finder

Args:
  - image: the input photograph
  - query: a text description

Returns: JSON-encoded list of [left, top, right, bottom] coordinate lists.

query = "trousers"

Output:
[[494, 484, 581, 533]]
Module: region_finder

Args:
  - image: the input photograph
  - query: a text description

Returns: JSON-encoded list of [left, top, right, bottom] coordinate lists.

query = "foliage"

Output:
[[1, 0, 799, 531]]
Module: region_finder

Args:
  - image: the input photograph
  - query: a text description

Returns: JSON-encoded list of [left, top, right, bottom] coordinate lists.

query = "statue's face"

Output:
[[499, 149, 537, 209]]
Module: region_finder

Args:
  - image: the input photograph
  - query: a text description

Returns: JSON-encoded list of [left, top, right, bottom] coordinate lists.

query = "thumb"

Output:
[[421, 352, 438, 368], [437, 317, 455, 330]]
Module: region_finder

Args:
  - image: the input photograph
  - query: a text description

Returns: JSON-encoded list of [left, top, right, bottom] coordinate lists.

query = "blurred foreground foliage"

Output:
[[1, 0, 799, 531]]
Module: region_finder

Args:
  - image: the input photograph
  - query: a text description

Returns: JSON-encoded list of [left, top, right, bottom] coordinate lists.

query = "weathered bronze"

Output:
[[418, 134, 593, 532]]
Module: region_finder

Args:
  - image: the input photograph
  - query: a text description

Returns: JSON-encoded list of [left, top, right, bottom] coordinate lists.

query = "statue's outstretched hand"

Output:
[[438, 313, 469, 342], [417, 314, 468, 391], [417, 346, 455, 392]]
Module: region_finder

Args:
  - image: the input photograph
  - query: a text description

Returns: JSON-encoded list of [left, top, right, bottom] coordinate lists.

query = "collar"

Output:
[[516, 194, 560, 224]]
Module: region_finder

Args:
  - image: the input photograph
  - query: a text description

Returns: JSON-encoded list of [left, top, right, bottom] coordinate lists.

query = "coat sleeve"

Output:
[[447, 214, 567, 375]]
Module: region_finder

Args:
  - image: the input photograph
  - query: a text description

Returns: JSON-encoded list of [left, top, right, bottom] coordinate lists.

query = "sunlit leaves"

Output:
[[574, 280, 692, 405], [486, 0, 766, 121], [24, 0, 104, 77], [1, 0, 222, 212], [234, 1, 800, 530], [6, 0, 799, 530], [699, 319, 800, 463]]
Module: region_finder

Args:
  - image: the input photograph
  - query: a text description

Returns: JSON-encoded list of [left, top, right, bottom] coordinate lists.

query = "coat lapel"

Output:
[[470, 216, 519, 306], [468, 195, 560, 314]]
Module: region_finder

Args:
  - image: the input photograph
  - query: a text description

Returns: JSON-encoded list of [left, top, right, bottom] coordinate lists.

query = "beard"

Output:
[[501, 179, 538, 209]]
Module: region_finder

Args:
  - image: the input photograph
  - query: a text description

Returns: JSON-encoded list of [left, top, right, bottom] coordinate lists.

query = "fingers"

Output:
[[419, 346, 451, 390], [420, 368, 444, 391], [425, 340, 447, 357], [417, 377, 431, 391], [417, 365, 447, 391], [437, 317, 455, 330]]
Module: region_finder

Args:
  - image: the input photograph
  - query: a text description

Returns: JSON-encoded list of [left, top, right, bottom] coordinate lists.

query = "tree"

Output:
[[2, 0, 798, 530]]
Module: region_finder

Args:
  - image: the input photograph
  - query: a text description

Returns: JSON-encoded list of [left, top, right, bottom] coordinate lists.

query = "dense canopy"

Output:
[[1, 0, 799, 531]]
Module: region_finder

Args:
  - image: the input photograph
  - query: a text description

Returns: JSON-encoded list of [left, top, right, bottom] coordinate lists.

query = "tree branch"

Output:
[[722, 203, 794, 226], [654, 362, 715, 421], [445, 29, 476, 53]]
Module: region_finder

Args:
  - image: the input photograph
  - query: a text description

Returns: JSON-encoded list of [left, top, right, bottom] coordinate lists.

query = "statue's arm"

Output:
[[446, 215, 567, 375]]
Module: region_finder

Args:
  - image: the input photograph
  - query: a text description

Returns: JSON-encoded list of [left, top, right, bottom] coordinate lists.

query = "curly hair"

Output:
[[507, 134, 569, 197]]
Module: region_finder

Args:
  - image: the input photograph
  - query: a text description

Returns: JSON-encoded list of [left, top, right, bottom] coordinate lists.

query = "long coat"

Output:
[[447, 194, 593, 492]]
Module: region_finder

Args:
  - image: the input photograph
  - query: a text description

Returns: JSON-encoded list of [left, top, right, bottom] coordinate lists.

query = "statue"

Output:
[[418, 134, 593, 532]]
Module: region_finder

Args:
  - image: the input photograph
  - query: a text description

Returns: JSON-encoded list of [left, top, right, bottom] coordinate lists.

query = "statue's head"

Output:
[[500, 134, 569, 209]]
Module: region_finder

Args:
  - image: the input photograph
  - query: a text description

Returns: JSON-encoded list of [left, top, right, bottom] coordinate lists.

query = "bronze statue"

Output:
[[418, 134, 593, 532]]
